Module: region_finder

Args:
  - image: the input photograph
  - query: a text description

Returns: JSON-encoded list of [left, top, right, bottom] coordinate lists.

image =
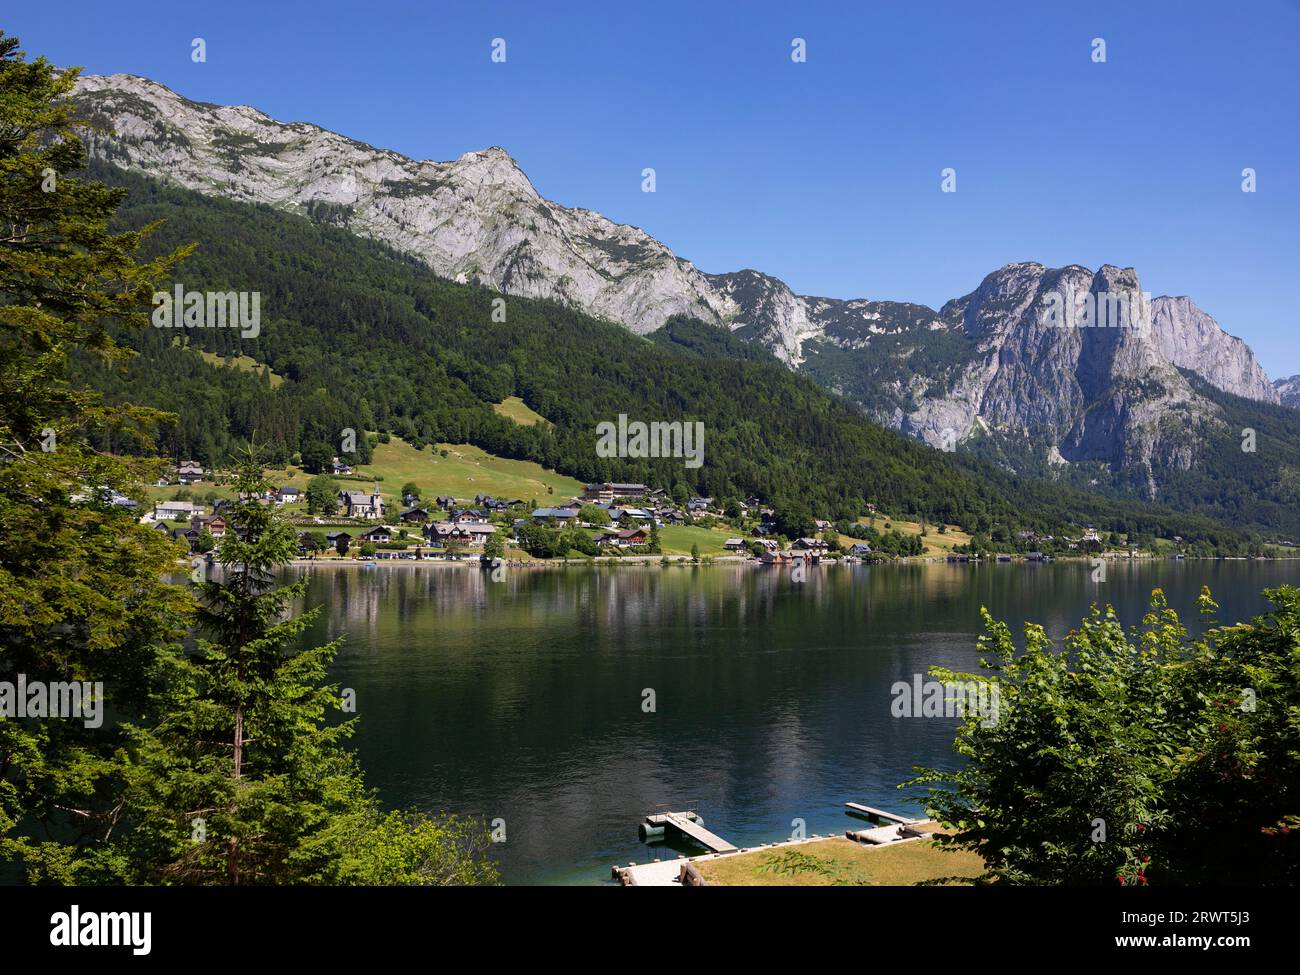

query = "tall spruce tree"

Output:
[[1, 33, 496, 885], [0, 31, 191, 883], [125, 448, 498, 885]]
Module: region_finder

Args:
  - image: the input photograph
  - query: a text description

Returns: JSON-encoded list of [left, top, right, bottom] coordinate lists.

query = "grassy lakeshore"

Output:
[[694, 831, 984, 887]]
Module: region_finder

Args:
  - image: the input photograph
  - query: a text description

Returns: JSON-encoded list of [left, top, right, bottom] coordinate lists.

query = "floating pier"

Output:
[[843, 802, 920, 826], [843, 802, 931, 845], [639, 811, 737, 853]]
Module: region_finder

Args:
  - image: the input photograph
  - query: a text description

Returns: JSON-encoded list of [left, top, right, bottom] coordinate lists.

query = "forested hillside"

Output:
[[79, 162, 1255, 549]]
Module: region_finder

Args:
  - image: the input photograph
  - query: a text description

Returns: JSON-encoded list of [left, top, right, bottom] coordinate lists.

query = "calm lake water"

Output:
[[289, 559, 1300, 885]]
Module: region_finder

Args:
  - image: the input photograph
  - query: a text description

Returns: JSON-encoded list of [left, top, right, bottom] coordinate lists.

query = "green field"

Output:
[[357, 438, 582, 504], [657, 524, 740, 556], [492, 396, 551, 429], [142, 435, 583, 508], [196, 349, 285, 388]]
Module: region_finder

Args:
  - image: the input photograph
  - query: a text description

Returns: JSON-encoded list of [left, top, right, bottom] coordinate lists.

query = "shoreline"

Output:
[[279, 554, 1300, 569]]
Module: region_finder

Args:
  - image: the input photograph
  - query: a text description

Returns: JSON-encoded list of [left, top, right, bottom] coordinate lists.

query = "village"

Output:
[[138, 456, 1162, 566], [145, 472, 853, 564]]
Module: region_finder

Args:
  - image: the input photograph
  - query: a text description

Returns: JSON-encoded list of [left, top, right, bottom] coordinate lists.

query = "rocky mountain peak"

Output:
[[1150, 295, 1279, 404], [1275, 375, 1300, 408], [451, 147, 538, 198], [72, 73, 731, 334]]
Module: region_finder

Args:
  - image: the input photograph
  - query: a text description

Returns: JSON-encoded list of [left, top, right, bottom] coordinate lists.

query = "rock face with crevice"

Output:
[[1149, 296, 1279, 404]]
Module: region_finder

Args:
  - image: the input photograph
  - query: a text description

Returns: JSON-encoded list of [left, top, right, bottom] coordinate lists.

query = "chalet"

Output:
[[329, 457, 353, 475], [275, 486, 301, 504], [423, 522, 455, 544], [596, 528, 649, 548], [532, 507, 579, 524], [154, 500, 203, 522], [424, 521, 495, 547], [191, 514, 226, 538], [687, 497, 712, 513], [450, 509, 489, 525], [791, 537, 829, 552], [326, 531, 352, 547], [177, 460, 204, 483], [723, 538, 748, 553], [582, 482, 650, 504], [435, 496, 456, 510], [848, 543, 873, 558], [359, 526, 392, 545], [608, 506, 654, 524], [754, 538, 780, 553], [814, 519, 833, 531], [657, 508, 686, 525], [475, 495, 524, 511], [452, 524, 496, 547], [399, 507, 431, 524], [339, 488, 384, 519]]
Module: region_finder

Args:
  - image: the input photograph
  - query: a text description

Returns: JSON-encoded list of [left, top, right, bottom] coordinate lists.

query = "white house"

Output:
[[153, 500, 204, 522]]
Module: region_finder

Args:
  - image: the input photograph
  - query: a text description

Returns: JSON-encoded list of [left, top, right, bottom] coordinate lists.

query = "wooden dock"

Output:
[[644, 811, 737, 853], [844, 802, 921, 826]]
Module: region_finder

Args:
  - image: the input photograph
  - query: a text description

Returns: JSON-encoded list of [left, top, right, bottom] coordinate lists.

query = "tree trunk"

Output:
[[227, 704, 244, 884]]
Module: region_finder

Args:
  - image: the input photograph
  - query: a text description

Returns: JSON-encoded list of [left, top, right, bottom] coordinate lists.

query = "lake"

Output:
[[289, 558, 1300, 885]]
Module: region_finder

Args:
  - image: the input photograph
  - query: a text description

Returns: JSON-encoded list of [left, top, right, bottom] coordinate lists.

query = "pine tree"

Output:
[[125, 447, 498, 884], [0, 31, 191, 883], [1, 34, 497, 884]]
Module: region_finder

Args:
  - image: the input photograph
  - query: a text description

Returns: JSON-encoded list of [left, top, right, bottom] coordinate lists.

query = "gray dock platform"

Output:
[[644, 811, 738, 853]]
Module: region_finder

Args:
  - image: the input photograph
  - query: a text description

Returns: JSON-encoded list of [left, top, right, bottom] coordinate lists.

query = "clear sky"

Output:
[[8, 0, 1299, 375]]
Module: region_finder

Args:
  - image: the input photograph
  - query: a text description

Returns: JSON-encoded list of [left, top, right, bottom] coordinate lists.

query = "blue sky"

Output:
[[9, 0, 1299, 374]]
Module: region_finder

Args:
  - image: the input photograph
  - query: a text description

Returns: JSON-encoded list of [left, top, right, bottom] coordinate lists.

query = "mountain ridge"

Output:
[[84, 157, 1275, 549], [69, 71, 1293, 511]]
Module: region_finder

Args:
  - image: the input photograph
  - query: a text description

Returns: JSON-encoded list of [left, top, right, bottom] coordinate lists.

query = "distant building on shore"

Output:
[[582, 482, 650, 504]]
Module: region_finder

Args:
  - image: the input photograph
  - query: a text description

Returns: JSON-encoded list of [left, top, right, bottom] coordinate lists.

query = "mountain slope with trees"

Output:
[[78, 161, 1258, 551]]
